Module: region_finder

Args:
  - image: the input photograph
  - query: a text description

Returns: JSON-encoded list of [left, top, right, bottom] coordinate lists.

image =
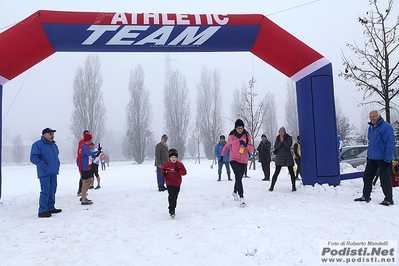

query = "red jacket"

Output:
[[76, 138, 85, 165], [162, 161, 187, 186]]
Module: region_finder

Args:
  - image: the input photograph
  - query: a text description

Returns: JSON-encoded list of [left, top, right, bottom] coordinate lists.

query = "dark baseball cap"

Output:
[[42, 127, 56, 135]]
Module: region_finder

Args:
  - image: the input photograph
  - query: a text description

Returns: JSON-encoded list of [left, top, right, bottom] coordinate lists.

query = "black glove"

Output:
[[95, 146, 102, 157], [219, 156, 223, 163], [239, 140, 247, 147], [163, 171, 168, 177], [174, 167, 180, 172], [383, 161, 391, 168]]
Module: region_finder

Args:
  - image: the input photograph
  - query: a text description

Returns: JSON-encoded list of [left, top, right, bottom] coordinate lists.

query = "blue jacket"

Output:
[[214, 141, 230, 162], [367, 117, 395, 163], [79, 144, 98, 171], [30, 136, 60, 178]]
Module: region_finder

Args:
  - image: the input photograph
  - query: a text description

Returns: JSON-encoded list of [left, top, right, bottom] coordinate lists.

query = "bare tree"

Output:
[[356, 106, 372, 145], [70, 54, 106, 143], [284, 80, 299, 138], [263, 92, 278, 140], [339, 0, 399, 123], [231, 77, 268, 169], [125, 64, 153, 164], [186, 136, 197, 159], [12, 134, 24, 163], [146, 134, 156, 160], [164, 70, 191, 159], [336, 100, 357, 145], [122, 135, 134, 160], [191, 120, 202, 164], [196, 67, 224, 159]]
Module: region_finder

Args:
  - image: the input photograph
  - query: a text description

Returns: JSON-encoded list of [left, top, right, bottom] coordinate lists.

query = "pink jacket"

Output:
[[221, 133, 254, 164]]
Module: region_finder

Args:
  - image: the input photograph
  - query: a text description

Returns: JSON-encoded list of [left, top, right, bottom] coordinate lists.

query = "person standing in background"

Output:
[[337, 134, 343, 157], [257, 134, 271, 181], [214, 135, 232, 181], [78, 133, 101, 205], [269, 127, 297, 192], [100, 153, 107, 171], [76, 130, 90, 196], [90, 142, 101, 189], [293, 135, 302, 180], [155, 134, 169, 191], [30, 127, 61, 218], [106, 153, 110, 167]]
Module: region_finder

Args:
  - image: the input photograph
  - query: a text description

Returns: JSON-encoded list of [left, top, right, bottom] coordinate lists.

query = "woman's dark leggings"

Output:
[[230, 161, 247, 197]]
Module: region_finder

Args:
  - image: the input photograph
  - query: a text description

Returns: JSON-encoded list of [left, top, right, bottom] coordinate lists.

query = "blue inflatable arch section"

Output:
[[0, 11, 349, 198]]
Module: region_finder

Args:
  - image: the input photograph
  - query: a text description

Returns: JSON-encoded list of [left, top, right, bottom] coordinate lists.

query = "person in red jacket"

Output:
[[78, 133, 101, 205], [162, 149, 187, 219], [76, 130, 90, 196]]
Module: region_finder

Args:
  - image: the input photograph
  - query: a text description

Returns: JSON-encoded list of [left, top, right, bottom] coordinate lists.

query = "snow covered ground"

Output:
[[0, 160, 397, 265]]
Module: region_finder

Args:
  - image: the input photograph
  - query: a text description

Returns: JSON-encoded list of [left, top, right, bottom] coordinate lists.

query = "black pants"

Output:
[[270, 165, 296, 189], [167, 185, 181, 214], [294, 157, 301, 178], [261, 162, 270, 179], [230, 161, 247, 197], [363, 159, 392, 201]]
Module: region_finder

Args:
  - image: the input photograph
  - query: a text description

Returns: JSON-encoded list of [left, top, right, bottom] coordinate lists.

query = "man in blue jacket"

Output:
[[214, 135, 232, 181], [355, 110, 395, 206], [30, 128, 61, 218]]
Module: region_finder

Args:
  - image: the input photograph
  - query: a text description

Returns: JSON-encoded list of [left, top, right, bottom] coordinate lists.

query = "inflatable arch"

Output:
[[0, 10, 359, 198]]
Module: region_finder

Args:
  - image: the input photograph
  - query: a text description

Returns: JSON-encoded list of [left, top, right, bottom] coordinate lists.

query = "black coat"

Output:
[[257, 140, 271, 163], [273, 134, 294, 166]]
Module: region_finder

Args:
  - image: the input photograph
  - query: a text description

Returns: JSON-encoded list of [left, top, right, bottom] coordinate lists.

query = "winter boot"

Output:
[[217, 174, 221, 181], [228, 173, 232, 181], [269, 176, 277, 191], [291, 175, 297, 191]]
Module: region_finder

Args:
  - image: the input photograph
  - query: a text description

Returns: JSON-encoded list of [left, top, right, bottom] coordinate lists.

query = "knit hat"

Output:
[[220, 135, 225, 140], [161, 134, 168, 139], [169, 148, 178, 158], [279, 126, 286, 133], [235, 119, 244, 128], [261, 134, 266, 138], [84, 133, 93, 142]]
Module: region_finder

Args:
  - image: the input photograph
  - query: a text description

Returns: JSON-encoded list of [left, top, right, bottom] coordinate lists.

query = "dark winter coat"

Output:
[[257, 140, 271, 163], [154, 141, 169, 167], [273, 134, 294, 166]]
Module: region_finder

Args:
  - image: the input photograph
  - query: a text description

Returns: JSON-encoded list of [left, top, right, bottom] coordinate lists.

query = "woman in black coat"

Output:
[[269, 127, 297, 192], [257, 134, 271, 181]]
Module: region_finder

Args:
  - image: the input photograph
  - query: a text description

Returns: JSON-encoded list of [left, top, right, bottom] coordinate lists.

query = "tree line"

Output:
[[8, 0, 399, 163]]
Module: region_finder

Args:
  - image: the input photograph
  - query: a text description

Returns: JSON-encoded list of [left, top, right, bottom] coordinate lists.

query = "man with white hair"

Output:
[[155, 134, 169, 191], [355, 110, 395, 206], [30, 127, 61, 218]]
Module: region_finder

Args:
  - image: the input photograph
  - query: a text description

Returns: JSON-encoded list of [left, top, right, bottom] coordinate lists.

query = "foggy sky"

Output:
[[1, 0, 390, 161]]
